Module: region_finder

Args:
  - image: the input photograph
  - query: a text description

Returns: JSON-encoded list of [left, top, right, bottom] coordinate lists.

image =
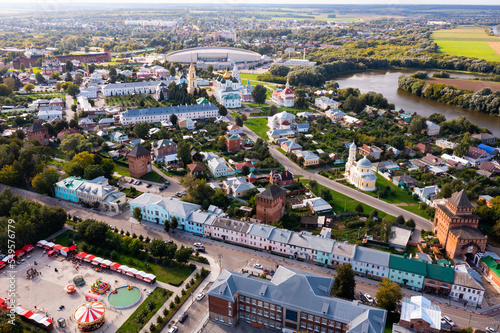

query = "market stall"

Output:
[[37, 240, 48, 248], [100, 260, 112, 269], [22, 244, 34, 253], [110, 262, 121, 271], [84, 255, 95, 263], [75, 252, 87, 260]]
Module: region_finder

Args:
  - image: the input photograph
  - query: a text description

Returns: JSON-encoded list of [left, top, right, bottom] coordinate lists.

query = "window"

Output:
[[302, 313, 307, 319], [336, 322, 342, 329], [264, 302, 269, 309], [246, 314, 250, 320], [308, 323, 314, 330], [240, 313, 244, 319], [277, 314, 281, 321], [228, 318, 232, 325], [228, 310, 232, 316], [252, 299, 256, 305], [258, 301, 263, 307], [277, 306, 282, 312], [322, 318, 327, 325], [315, 316, 320, 323], [309, 314, 314, 321], [270, 312, 275, 319], [258, 309, 263, 316], [246, 305, 250, 312], [228, 302, 232, 308], [239, 304, 244, 310], [252, 308, 256, 314], [301, 322, 307, 329], [264, 311, 269, 317]]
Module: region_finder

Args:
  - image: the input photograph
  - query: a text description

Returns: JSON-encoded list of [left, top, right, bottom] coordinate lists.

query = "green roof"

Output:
[[481, 256, 500, 277], [225, 134, 240, 140], [390, 254, 427, 276], [426, 262, 454, 283], [55, 176, 85, 190]]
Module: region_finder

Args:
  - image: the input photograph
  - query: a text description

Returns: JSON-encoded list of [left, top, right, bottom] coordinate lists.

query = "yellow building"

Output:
[[345, 142, 377, 191]]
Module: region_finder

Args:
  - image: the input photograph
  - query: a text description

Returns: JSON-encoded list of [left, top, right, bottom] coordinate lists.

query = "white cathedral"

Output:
[[214, 64, 243, 109], [345, 142, 377, 192]]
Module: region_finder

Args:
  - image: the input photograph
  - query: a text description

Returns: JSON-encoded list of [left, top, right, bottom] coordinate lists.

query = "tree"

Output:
[[83, 164, 104, 180], [51, 72, 60, 80], [269, 105, 278, 116], [455, 133, 471, 157], [0, 84, 12, 96], [0, 165, 21, 186], [408, 115, 427, 135], [76, 219, 108, 246], [320, 188, 332, 202], [218, 106, 228, 116], [406, 218, 415, 228], [31, 167, 59, 195], [3, 77, 16, 92], [395, 215, 405, 225], [175, 246, 193, 263], [148, 238, 166, 259], [66, 83, 80, 98], [133, 207, 143, 222], [165, 242, 178, 260], [163, 220, 170, 233], [55, 82, 63, 91], [177, 141, 192, 166], [235, 116, 243, 127], [206, 64, 214, 73], [380, 216, 395, 242], [65, 60, 73, 72], [355, 204, 364, 213], [369, 209, 379, 219], [35, 72, 45, 83], [375, 278, 403, 312], [251, 84, 267, 105], [241, 165, 251, 176], [170, 216, 179, 231], [170, 114, 178, 126], [330, 263, 356, 300], [64, 72, 73, 82], [133, 122, 149, 139], [169, 66, 176, 77], [24, 83, 35, 93], [61, 135, 91, 156]]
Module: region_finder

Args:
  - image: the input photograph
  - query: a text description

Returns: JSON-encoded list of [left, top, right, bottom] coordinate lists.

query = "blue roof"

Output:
[[477, 144, 497, 155]]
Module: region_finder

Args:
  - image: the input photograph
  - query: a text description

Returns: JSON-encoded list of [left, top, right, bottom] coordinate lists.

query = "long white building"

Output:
[[101, 80, 174, 97], [119, 103, 219, 125]]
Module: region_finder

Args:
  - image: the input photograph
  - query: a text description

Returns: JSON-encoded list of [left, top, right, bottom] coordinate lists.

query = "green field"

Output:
[[431, 26, 500, 62], [244, 117, 269, 140]]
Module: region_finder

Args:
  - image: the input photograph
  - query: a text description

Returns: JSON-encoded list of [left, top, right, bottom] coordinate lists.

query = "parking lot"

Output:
[[118, 176, 185, 199]]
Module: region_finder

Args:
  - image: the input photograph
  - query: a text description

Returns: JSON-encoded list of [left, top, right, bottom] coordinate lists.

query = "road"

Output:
[[241, 124, 433, 233], [65, 94, 74, 122], [1, 183, 499, 330]]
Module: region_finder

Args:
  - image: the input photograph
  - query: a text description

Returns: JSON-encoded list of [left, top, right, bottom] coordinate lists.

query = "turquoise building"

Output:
[[54, 177, 84, 203], [389, 254, 426, 290]]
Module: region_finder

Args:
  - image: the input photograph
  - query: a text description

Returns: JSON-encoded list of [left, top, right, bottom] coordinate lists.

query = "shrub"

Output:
[[169, 301, 175, 309], [181, 289, 186, 296], [110, 250, 118, 260], [174, 295, 180, 304], [156, 315, 163, 324], [149, 323, 156, 331], [162, 308, 169, 317], [145, 236, 151, 243], [132, 233, 137, 239]]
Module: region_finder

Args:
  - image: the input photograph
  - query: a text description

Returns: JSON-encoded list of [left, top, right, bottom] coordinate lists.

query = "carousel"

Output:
[[73, 302, 105, 332], [65, 284, 76, 294]]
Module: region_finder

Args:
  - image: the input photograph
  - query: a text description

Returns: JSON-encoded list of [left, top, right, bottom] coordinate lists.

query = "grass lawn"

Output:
[[373, 175, 418, 205], [122, 188, 143, 198], [54, 233, 194, 285], [300, 179, 391, 218], [114, 163, 130, 177], [431, 26, 500, 62], [140, 170, 163, 183], [239, 73, 261, 81], [117, 287, 173, 333], [277, 147, 286, 155], [244, 117, 269, 140]]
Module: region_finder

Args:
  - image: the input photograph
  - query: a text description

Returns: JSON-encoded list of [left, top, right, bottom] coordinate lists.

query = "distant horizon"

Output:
[[10, 0, 500, 6]]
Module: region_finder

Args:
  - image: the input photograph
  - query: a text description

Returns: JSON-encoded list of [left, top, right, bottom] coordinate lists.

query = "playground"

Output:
[[1, 247, 151, 332]]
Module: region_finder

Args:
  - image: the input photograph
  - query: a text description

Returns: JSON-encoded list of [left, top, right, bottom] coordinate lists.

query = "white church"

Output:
[[214, 64, 243, 109], [345, 142, 377, 192]]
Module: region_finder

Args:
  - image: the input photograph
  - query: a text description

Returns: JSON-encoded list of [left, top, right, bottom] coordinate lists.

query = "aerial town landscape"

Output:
[[1, 1, 500, 333]]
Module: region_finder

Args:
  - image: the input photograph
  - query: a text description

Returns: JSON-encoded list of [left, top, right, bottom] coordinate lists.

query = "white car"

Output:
[[194, 242, 203, 248], [254, 263, 263, 269], [486, 327, 497, 333], [364, 293, 374, 304], [196, 292, 205, 301], [168, 326, 178, 333], [443, 316, 455, 326]]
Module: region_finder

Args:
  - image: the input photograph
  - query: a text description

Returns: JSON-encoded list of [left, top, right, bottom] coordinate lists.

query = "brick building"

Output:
[[128, 144, 152, 178], [433, 190, 486, 259], [225, 134, 243, 152], [151, 139, 177, 162], [256, 185, 286, 223], [26, 121, 49, 146], [207, 266, 386, 332], [269, 170, 294, 187]]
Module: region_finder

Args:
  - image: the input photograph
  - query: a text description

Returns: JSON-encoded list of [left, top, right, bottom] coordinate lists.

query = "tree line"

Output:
[[398, 75, 500, 116]]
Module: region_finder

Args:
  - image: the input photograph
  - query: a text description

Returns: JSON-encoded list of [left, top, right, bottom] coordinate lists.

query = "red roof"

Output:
[[61, 247, 70, 252], [23, 311, 34, 318], [283, 88, 294, 94], [21, 244, 34, 252], [110, 262, 121, 268], [69, 245, 78, 251], [52, 244, 63, 250], [47, 250, 55, 255], [86, 255, 96, 260], [14, 249, 25, 257], [75, 252, 87, 259], [234, 162, 254, 170], [0, 262, 5, 269]]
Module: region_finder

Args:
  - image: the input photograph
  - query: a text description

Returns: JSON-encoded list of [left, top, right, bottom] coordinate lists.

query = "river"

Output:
[[333, 69, 500, 136]]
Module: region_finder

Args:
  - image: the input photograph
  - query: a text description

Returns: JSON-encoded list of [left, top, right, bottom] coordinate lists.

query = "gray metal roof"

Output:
[[247, 223, 276, 239], [208, 266, 386, 333], [121, 103, 218, 118], [353, 246, 390, 267]]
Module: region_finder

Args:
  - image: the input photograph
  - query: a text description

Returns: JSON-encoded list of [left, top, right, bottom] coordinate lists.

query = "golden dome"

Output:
[[223, 67, 231, 80]]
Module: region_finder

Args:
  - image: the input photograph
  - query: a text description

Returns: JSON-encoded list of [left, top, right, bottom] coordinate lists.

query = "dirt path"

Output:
[[487, 41, 500, 57]]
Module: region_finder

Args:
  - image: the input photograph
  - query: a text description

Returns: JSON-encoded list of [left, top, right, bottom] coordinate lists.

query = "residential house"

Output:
[[303, 198, 332, 214], [223, 177, 255, 198], [208, 157, 228, 178], [435, 139, 457, 150], [187, 163, 206, 176], [57, 128, 80, 140], [111, 131, 128, 143], [225, 134, 243, 152], [389, 254, 426, 290], [451, 265, 484, 307], [472, 133, 496, 144], [78, 117, 95, 129], [425, 121, 440, 136], [37, 109, 62, 121], [415, 143, 432, 154], [314, 97, 339, 110], [397, 296, 441, 333], [404, 147, 417, 157], [421, 154, 444, 167], [294, 150, 321, 167], [267, 129, 296, 141], [178, 117, 194, 130], [413, 185, 440, 206], [477, 144, 499, 157], [358, 144, 383, 160], [372, 161, 399, 173], [329, 153, 344, 164], [233, 162, 255, 174], [389, 225, 412, 250], [151, 139, 177, 162], [281, 140, 302, 153], [479, 161, 500, 174], [324, 109, 346, 122], [479, 256, 500, 290], [464, 147, 491, 167], [226, 125, 243, 135], [269, 170, 294, 187], [119, 103, 219, 125], [392, 175, 418, 189], [352, 246, 391, 279]]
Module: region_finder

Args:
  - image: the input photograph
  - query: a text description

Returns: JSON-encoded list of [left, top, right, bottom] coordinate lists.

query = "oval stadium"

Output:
[[166, 47, 264, 69]]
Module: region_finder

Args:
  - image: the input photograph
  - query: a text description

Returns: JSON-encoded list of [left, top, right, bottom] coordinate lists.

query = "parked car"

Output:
[[263, 268, 269, 274], [443, 316, 455, 326], [137, 181, 142, 185], [146, 184, 152, 188], [254, 263, 263, 269], [196, 293, 205, 301], [358, 292, 366, 302], [364, 293, 374, 304], [168, 326, 178, 333], [269, 269, 275, 276], [164, 180, 171, 185], [179, 312, 188, 323], [194, 242, 203, 248], [486, 327, 498, 333], [128, 179, 134, 183]]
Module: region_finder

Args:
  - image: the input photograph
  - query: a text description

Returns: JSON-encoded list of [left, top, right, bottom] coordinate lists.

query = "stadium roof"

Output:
[[166, 47, 262, 64]]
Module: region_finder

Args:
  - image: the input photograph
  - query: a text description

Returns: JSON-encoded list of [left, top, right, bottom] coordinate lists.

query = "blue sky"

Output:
[[14, 0, 500, 4]]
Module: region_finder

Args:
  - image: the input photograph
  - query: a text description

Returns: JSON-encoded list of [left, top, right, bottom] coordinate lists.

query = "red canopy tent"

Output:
[[47, 250, 56, 257], [84, 254, 95, 263], [21, 244, 34, 253], [52, 244, 63, 252], [22, 310, 34, 319], [75, 252, 87, 260], [110, 262, 121, 271], [0, 262, 5, 270], [69, 245, 78, 251], [60, 247, 70, 257], [14, 249, 25, 258]]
